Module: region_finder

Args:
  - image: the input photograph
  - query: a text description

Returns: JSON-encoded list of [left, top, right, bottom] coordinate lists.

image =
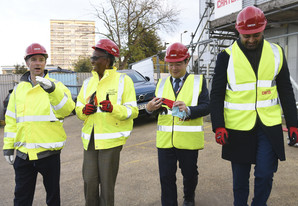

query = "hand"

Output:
[[215, 127, 229, 145], [161, 98, 174, 109], [146, 97, 162, 112], [4, 155, 14, 165], [36, 76, 53, 90], [100, 100, 113, 112], [288, 127, 298, 146], [82, 103, 97, 115], [173, 101, 188, 113]]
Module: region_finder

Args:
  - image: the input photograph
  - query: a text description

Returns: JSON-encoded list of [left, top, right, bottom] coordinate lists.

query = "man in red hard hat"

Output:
[[3, 43, 75, 205], [75, 39, 138, 206], [210, 6, 298, 205], [146, 42, 210, 206]]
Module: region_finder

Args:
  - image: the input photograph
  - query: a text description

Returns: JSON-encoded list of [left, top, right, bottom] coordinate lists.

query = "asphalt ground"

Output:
[[0, 115, 298, 206]]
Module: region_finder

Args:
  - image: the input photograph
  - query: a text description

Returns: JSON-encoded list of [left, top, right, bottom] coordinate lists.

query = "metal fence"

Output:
[[0, 74, 22, 121]]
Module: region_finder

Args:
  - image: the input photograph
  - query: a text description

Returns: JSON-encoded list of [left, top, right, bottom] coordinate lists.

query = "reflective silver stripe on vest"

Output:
[[4, 132, 16, 138], [82, 132, 91, 141], [158, 125, 203, 132], [76, 100, 84, 107], [191, 75, 201, 106], [257, 98, 279, 108], [17, 115, 59, 123], [257, 80, 276, 87], [157, 78, 167, 98], [227, 82, 255, 91], [117, 74, 125, 104], [52, 93, 68, 111], [228, 80, 276, 92], [5, 110, 16, 119], [224, 98, 279, 110], [124, 101, 137, 107], [83, 77, 92, 100], [227, 46, 236, 86], [123, 102, 137, 119], [270, 43, 280, 78], [124, 105, 132, 119], [14, 141, 65, 149], [224, 101, 255, 110], [94, 131, 131, 140], [228, 80, 277, 91], [117, 74, 132, 119]]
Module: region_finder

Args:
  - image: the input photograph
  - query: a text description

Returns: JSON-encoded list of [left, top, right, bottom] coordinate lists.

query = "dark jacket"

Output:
[[210, 39, 297, 163]]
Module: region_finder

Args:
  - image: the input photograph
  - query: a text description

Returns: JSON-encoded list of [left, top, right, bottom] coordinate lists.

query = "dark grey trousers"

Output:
[[83, 137, 122, 206]]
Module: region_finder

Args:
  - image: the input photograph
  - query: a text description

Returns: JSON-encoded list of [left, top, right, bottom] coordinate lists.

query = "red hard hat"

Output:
[[24, 43, 48, 60], [165, 43, 190, 62], [92, 39, 120, 57], [235, 6, 267, 34]]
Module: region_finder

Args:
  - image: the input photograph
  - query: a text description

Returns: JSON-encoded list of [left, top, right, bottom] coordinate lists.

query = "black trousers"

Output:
[[158, 148, 199, 206], [13, 154, 61, 206]]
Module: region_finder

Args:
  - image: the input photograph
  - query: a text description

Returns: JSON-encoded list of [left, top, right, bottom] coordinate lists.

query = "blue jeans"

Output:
[[231, 127, 278, 206], [158, 148, 198, 206]]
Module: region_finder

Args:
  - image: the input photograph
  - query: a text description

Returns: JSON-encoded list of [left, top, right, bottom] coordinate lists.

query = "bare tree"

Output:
[[92, 0, 179, 69]]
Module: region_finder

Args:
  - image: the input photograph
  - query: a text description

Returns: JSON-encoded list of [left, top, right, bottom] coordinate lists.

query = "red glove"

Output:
[[100, 98, 113, 112], [288, 127, 298, 146], [215, 127, 229, 145], [83, 103, 97, 115], [161, 98, 174, 109]]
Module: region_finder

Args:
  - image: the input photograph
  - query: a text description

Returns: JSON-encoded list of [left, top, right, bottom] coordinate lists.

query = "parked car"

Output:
[[117, 69, 156, 117]]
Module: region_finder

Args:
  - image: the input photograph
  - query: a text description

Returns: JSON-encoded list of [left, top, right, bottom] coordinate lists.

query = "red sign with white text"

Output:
[[214, 0, 242, 19]]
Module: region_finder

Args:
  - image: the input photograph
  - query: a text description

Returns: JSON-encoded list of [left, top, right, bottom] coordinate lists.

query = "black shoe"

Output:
[[182, 200, 195, 206]]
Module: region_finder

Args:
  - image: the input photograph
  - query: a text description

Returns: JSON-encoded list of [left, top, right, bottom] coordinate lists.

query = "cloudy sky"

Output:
[[0, 0, 200, 66]]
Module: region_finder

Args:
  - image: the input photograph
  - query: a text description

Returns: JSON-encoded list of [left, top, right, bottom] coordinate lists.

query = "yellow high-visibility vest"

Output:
[[75, 68, 138, 150], [3, 73, 75, 160], [155, 74, 204, 150], [224, 40, 283, 130]]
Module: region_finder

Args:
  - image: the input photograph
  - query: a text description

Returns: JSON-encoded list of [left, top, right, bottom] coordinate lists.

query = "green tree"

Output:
[[127, 27, 164, 65], [92, 0, 179, 69], [14, 64, 27, 74], [73, 57, 93, 72]]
